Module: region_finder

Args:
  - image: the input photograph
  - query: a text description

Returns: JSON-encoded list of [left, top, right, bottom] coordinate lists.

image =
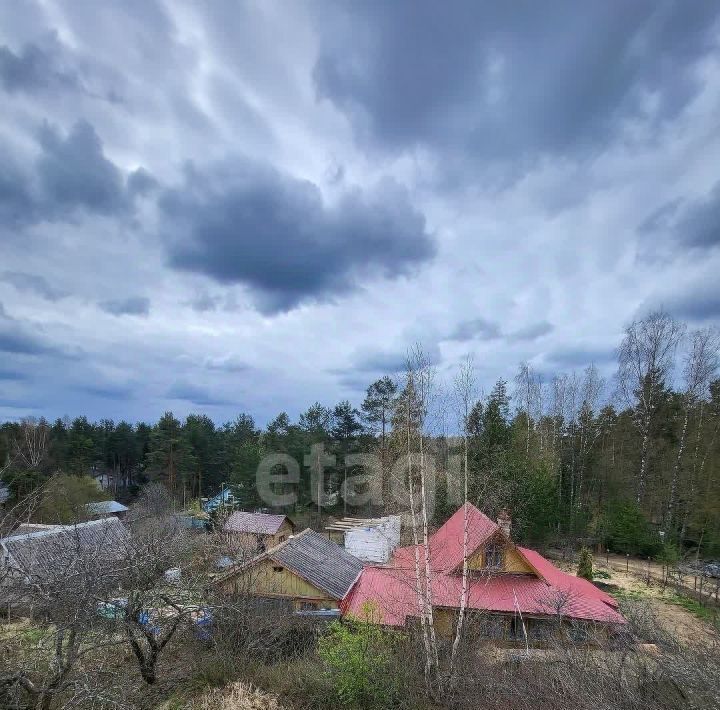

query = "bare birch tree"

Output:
[[617, 310, 684, 504], [450, 356, 476, 678], [666, 327, 719, 531]]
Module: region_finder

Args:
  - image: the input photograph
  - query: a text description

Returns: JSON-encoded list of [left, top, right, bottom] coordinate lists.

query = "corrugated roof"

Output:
[[270, 529, 364, 600], [0, 517, 129, 580], [224, 511, 291, 535], [86, 500, 129, 515], [342, 504, 626, 627]]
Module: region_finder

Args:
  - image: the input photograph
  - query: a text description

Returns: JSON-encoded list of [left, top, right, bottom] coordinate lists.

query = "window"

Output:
[[278, 535, 286, 542], [484, 543, 503, 569], [299, 601, 316, 611], [273, 566, 283, 573]]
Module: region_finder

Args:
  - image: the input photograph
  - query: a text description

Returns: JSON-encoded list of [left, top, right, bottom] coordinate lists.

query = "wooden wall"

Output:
[[217, 557, 338, 610]]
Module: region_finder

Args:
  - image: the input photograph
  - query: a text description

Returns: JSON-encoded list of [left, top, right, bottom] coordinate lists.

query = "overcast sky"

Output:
[[1, 1, 720, 426]]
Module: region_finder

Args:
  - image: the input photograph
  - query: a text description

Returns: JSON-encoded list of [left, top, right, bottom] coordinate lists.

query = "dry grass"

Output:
[[188, 681, 285, 710]]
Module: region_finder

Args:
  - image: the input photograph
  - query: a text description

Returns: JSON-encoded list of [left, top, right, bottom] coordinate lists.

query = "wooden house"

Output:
[[342, 505, 626, 644], [223, 512, 295, 553], [216, 528, 363, 612]]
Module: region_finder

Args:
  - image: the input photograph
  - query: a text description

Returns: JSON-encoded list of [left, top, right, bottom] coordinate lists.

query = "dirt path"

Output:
[[553, 557, 719, 646]]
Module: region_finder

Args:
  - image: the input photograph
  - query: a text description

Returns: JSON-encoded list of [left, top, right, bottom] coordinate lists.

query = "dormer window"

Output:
[[484, 543, 503, 570]]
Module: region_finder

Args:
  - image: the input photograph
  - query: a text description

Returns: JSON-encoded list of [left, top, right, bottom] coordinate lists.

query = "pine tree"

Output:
[[577, 546, 593, 581]]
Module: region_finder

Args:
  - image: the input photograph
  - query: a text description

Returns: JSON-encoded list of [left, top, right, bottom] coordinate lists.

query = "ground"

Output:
[[553, 555, 720, 646]]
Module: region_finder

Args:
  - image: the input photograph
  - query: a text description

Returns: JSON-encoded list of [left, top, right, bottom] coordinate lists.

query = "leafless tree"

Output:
[[666, 327, 719, 531], [449, 356, 476, 678], [13, 418, 50, 471], [617, 310, 685, 504]]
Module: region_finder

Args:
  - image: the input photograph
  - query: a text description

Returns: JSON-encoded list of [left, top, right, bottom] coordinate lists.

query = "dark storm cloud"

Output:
[[160, 160, 435, 312], [446, 317, 502, 342], [313, 1, 720, 164], [166, 381, 233, 406], [99, 296, 150, 317], [0, 271, 68, 301]]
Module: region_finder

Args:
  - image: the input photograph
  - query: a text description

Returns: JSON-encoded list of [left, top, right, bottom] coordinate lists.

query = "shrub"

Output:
[[577, 546, 593, 581], [317, 605, 398, 708]]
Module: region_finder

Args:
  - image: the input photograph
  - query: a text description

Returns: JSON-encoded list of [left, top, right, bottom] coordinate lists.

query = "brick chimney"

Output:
[[497, 509, 511, 539]]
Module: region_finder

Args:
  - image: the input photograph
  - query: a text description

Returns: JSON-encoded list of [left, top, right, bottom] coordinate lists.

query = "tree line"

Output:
[[1, 310, 719, 557]]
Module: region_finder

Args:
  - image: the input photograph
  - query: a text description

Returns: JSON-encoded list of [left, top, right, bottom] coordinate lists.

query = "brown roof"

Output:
[[223, 511, 292, 535]]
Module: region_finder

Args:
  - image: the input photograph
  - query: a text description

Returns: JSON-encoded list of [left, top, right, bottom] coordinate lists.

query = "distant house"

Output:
[[342, 505, 626, 643], [216, 528, 364, 612], [0, 518, 129, 610], [223, 511, 294, 553], [85, 500, 129, 520]]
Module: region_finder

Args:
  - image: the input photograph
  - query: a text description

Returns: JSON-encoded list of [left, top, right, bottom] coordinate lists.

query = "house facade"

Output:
[[216, 528, 363, 612], [341, 504, 625, 644]]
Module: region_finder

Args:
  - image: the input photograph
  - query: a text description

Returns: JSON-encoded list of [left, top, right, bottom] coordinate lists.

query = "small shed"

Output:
[[325, 516, 402, 563], [223, 511, 294, 553], [85, 500, 129, 520]]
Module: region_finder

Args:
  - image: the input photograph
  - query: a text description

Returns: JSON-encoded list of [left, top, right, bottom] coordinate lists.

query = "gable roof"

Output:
[[86, 500, 129, 515], [390, 503, 501, 575], [1, 517, 129, 580], [341, 505, 625, 627], [220, 528, 364, 600], [224, 511, 292, 535]]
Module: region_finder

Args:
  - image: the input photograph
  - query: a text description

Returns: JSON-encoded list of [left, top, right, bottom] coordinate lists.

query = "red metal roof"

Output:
[[341, 504, 626, 627]]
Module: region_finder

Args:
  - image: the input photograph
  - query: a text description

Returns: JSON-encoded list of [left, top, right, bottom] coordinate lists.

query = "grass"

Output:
[[610, 588, 647, 602], [664, 592, 719, 624]]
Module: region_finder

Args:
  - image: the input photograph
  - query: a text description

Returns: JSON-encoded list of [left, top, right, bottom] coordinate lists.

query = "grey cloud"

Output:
[[79, 383, 134, 400], [0, 304, 56, 356], [203, 355, 250, 373], [352, 343, 441, 374], [313, 2, 719, 167], [127, 168, 159, 197], [166, 381, 233, 406], [99, 296, 150, 316], [37, 120, 127, 216], [640, 183, 720, 251], [446, 317, 502, 342], [160, 160, 435, 312], [0, 271, 68, 301], [0, 38, 82, 94], [544, 346, 615, 370], [506, 321, 554, 342], [644, 281, 720, 323], [0, 367, 27, 381], [675, 183, 720, 249]]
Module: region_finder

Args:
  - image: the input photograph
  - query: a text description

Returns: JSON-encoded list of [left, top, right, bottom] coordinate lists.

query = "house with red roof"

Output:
[[341, 504, 625, 644]]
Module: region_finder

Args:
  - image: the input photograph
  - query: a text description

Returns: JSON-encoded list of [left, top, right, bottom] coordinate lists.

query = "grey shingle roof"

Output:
[[0, 517, 129, 580], [269, 529, 364, 600], [223, 511, 291, 535], [86, 500, 129, 515]]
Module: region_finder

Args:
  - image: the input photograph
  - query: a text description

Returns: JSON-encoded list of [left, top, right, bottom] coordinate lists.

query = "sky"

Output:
[[1, 0, 720, 426]]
